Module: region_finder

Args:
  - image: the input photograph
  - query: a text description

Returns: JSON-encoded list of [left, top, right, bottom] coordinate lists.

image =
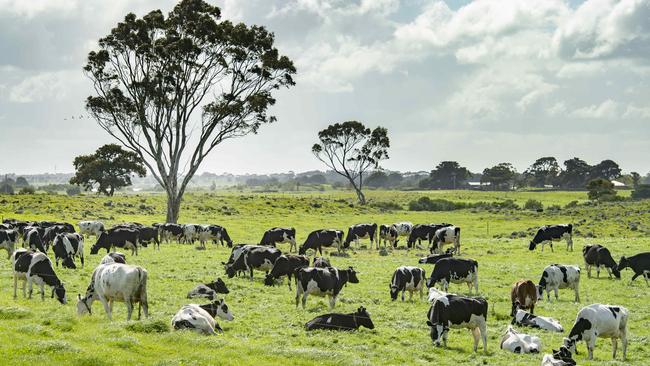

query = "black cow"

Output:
[[408, 224, 450, 249], [529, 224, 573, 252], [378, 224, 399, 249], [427, 258, 479, 294], [260, 227, 296, 252], [12, 249, 67, 304], [264, 254, 310, 289], [52, 233, 84, 269], [187, 278, 229, 300], [618, 252, 650, 285], [222, 245, 282, 280], [390, 266, 426, 301], [137, 226, 160, 250], [583, 244, 620, 279], [343, 224, 377, 250], [427, 292, 488, 352], [90, 229, 139, 256], [313, 256, 331, 268], [159, 223, 184, 243], [200, 225, 233, 247], [295, 266, 359, 309], [418, 249, 454, 264], [305, 306, 374, 331], [0, 229, 18, 259], [298, 229, 343, 255]]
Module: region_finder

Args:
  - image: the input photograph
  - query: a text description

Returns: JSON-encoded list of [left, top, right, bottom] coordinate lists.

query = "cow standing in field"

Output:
[[510, 279, 538, 316], [24, 228, 45, 252], [77, 262, 149, 321], [500, 325, 541, 354], [90, 228, 139, 256], [12, 249, 67, 304], [187, 278, 229, 300], [617, 252, 650, 285], [52, 233, 84, 269], [295, 266, 359, 309], [343, 224, 377, 250], [312, 257, 331, 268], [305, 306, 374, 331], [408, 224, 450, 249], [378, 224, 398, 249], [426, 290, 488, 352], [529, 224, 573, 252], [583, 244, 620, 279], [512, 308, 563, 332], [427, 257, 479, 294], [390, 266, 426, 301], [298, 229, 343, 255], [259, 227, 296, 251], [182, 224, 202, 244], [264, 254, 309, 289], [201, 225, 233, 247], [0, 229, 18, 259], [136, 226, 160, 250], [223, 245, 282, 280], [172, 300, 234, 335], [159, 223, 184, 243], [42, 225, 73, 251], [563, 303, 628, 360], [430, 226, 461, 255], [78, 221, 105, 238], [538, 264, 581, 302]]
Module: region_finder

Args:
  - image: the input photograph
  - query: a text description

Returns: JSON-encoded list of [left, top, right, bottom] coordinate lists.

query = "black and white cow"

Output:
[[12, 249, 67, 304], [78, 221, 105, 238], [500, 325, 541, 354], [512, 308, 563, 332], [90, 228, 139, 256], [312, 256, 331, 268], [538, 264, 581, 302], [0, 229, 18, 259], [305, 306, 374, 331], [418, 250, 453, 264], [427, 258, 479, 294], [408, 224, 450, 249], [390, 266, 426, 301], [343, 223, 377, 250], [583, 244, 620, 279], [182, 224, 203, 244], [52, 233, 84, 269], [187, 278, 229, 300], [264, 254, 310, 289], [223, 245, 282, 280], [24, 228, 45, 252], [426, 290, 488, 352], [196, 224, 232, 248], [159, 223, 184, 243], [259, 227, 296, 252], [378, 224, 398, 249], [541, 346, 577, 366], [617, 252, 650, 285], [100, 252, 127, 265], [298, 229, 343, 255], [563, 303, 628, 360], [295, 266, 359, 309], [171, 300, 234, 335], [529, 224, 573, 252], [430, 226, 461, 254], [42, 224, 75, 250], [137, 226, 160, 250], [391, 222, 413, 237]]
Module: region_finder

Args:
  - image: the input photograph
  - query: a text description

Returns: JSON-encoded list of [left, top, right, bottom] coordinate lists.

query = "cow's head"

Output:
[[617, 256, 630, 271], [62, 256, 76, 269], [510, 300, 521, 318], [298, 245, 306, 255], [426, 319, 446, 347], [355, 306, 374, 329], [347, 267, 359, 283], [552, 346, 575, 363], [563, 337, 578, 355], [426, 275, 436, 289], [76, 294, 93, 315], [90, 232, 108, 255], [222, 262, 236, 278], [611, 264, 621, 279], [528, 241, 537, 251], [204, 299, 234, 321], [263, 273, 276, 287], [51, 283, 67, 304], [211, 278, 229, 294]]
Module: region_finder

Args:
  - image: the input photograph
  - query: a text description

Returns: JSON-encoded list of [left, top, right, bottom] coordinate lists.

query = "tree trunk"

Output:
[[166, 193, 181, 223], [354, 186, 366, 205]]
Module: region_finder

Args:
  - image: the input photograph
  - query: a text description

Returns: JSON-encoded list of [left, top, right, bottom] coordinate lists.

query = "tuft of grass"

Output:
[[0, 306, 31, 320], [124, 319, 169, 334], [34, 340, 78, 353]]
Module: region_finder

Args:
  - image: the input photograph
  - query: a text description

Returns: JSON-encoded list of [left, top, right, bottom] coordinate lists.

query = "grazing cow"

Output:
[[500, 325, 541, 354], [223, 245, 282, 280], [77, 262, 149, 320], [510, 279, 538, 316], [24, 228, 45, 252], [529, 224, 573, 252], [12, 249, 67, 304], [378, 224, 398, 249], [391, 222, 413, 237], [305, 306, 374, 331], [259, 227, 296, 252], [390, 266, 426, 301], [408, 224, 450, 249], [137, 226, 160, 250], [343, 223, 377, 250], [42, 225, 71, 251], [187, 278, 229, 300], [617, 252, 650, 285], [90, 229, 139, 256], [563, 303, 628, 360], [512, 308, 563, 332], [182, 224, 202, 244], [430, 226, 461, 254], [159, 223, 184, 243], [538, 264, 581, 302], [295, 266, 359, 309], [0, 229, 18, 259], [427, 258, 479, 294], [541, 346, 577, 366], [583, 244, 620, 279], [298, 229, 343, 255], [199, 225, 233, 248], [264, 254, 309, 289], [100, 252, 126, 265], [171, 300, 233, 335], [77, 221, 105, 238], [426, 291, 488, 352], [21, 225, 44, 242], [313, 256, 331, 268], [418, 250, 453, 264], [52, 233, 84, 269]]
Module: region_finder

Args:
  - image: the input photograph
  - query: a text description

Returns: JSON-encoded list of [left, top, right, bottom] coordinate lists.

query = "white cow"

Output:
[[171, 299, 234, 335], [77, 221, 105, 238], [538, 264, 581, 302], [564, 304, 628, 360], [77, 262, 149, 320], [391, 222, 413, 237], [500, 325, 541, 354], [513, 309, 564, 332], [182, 224, 202, 244]]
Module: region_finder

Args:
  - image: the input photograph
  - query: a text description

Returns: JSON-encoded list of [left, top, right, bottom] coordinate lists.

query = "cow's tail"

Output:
[[136, 267, 148, 317]]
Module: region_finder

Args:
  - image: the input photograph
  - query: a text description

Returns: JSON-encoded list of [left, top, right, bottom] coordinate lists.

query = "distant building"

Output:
[[611, 180, 627, 187]]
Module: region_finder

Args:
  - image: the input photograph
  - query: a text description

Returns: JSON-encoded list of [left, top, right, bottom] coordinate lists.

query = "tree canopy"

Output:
[[481, 163, 516, 190], [420, 161, 471, 189], [524, 156, 560, 187]]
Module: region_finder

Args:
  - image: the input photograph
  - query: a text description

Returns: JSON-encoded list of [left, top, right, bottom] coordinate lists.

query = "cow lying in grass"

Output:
[[172, 299, 234, 335], [305, 306, 374, 331]]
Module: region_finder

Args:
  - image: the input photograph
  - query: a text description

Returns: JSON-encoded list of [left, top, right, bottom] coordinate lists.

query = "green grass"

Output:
[[0, 190, 648, 365]]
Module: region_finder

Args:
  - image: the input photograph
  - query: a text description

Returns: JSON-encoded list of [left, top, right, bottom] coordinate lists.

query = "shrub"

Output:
[[19, 186, 35, 195], [0, 183, 14, 195], [587, 178, 616, 201], [524, 199, 544, 211], [564, 200, 579, 208], [631, 184, 650, 200], [66, 186, 82, 196], [408, 197, 465, 211]]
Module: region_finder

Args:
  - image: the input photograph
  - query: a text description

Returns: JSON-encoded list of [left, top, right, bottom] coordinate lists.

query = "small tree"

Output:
[[15, 177, 29, 188], [481, 163, 516, 190], [66, 186, 82, 196], [630, 172, 641, 188], [631, 184, 650, 200], [586, 178, 616, 201], [524, 157, 560, 187], [0, 183, 14, 195], [18, 186, 35, 195], [70, 144, 147, 196], [422, 161, 471, 189], [312, 121, 389, 204], [524, 199, 544, 211]]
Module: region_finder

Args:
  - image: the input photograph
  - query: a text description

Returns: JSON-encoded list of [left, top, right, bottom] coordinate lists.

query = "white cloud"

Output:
[[623, 104, 650, 119], [0, 0, 77, 18], [8, 71, 79, 103], [571, 99, 621, 119]]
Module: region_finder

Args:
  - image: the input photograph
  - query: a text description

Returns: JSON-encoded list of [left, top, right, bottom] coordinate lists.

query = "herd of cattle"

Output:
[[1, 218, 649, 365]]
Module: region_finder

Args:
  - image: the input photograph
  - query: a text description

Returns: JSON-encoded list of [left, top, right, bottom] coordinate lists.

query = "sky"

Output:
[[0, 0, 649, 176]]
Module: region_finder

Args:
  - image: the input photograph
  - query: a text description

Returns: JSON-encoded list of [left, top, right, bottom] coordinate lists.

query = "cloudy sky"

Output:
[[0, 0, 649, 176]]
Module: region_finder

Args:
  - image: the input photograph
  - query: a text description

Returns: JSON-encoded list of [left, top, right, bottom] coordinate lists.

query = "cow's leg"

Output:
[[99, 296, 111, 320], [587, 338, 595, 360], [295, 289, 300, 308], [587, 264, 592, 278], [249, 267, 254, 282], [27, 277, 34, 299], [574, 285, 580, 302], [480, 322, 487, 352], [13, 273, 17, 299], [621, 327, 628, 360], [419, 286, 423, 300], [80, 253, 84, 268], [606, 267, 612, 278], [401, 290, 405, 302], [39, 283, 45, 301], [612, 338, 618, 359], [125, 297, 133, 321], [471, 327, 480, 352], [553, 287, 559, 301], [329, 295, 336, 309], [302, 293, 308, 309], [442, 330, 448, 348], [596, 265, 601, 278], [22, 278, 27, 298]]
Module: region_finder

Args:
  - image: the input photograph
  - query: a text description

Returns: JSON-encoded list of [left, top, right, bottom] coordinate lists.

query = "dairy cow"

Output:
[[529, 224, 573, 252], [78, 221, 105, 238], [298, 229, 343, 255], [500, 325, 541, 354], [260, 227, 296, 252], [264, 254, 309, 289], [538, 264, 580, 302], [295, 266, 359, 309], [427, 258, 479, 294], [430, 226, 461, 254], [52, 233, 84, 269], [24, 228, 45, 252], [512, 308, 563, 332], [511, 279, 538, 316], [617, 252, 650, 285], [541, 346, 576, 366], [12, 249, 67, 304], [90, 228, 139, 256], [0, 229, 18, 258], [172, 300, 234, 335], [305, 306, 374, 331], [583, 244, 620, 279], [390, 266, 426, 301], [159, 223, 184, 243], [426, 290, 488, 352], [312, 256, 331, 268], [408, 223, 450, 249], [223, 245, 282, 280], [563, 303, 628, 360], [343, 223, 377, 250], [187, 278, 229, 300], [378, 224, 398, 249], [418, 250, 453, 264]]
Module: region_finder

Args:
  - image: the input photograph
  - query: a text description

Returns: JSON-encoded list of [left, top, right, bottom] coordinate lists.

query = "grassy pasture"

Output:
[[0, 190, 648, 366]]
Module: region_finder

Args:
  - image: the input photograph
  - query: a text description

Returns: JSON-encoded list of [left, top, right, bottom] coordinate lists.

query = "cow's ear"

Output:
[[77, 294, 81, 300], [221, 261, 225, 265], [426, 320, 433, 326]]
